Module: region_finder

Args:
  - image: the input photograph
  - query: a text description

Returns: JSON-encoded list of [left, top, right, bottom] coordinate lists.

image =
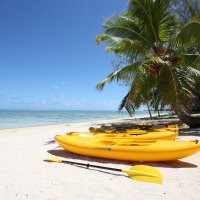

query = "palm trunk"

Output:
[[157, 110, 160, 117], [176, 110, 200, 128], [147, 102, 152, 119]]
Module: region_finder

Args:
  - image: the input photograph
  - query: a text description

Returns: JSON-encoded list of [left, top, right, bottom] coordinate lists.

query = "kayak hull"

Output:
[[55, 135, 200, 162]]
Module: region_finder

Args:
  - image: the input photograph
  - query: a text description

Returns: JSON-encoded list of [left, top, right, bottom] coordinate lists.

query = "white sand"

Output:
[[0, 116, 200, 200]]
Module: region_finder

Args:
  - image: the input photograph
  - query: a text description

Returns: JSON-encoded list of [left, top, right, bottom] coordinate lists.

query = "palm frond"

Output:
[[101, 15, 153, 48], [118, 91, 136, 116], [157, 63, 199, 113], [96, 34, 151, 56], [95, 62, 141, 91], [169, 14, 200, 48], [127, 0, 179, 43], [179, 53, 200, 69], [127, 0, 159, 43]]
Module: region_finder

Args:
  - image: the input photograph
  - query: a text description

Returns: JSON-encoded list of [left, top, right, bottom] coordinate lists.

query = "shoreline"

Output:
[[0, 109, 170, 130], [0, 116, 200, 199], [0, 114, 151, 131]]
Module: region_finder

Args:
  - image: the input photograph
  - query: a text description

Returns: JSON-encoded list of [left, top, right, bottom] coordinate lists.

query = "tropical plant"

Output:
[[95, 0, 200, 127]]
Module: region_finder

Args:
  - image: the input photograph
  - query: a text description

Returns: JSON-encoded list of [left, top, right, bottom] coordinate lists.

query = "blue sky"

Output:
[[0, 0, 134, 110]]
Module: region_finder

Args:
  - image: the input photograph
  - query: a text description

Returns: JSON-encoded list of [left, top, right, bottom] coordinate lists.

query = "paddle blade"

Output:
[[43, 158, 62, 163], [122, 165, 163, 184]]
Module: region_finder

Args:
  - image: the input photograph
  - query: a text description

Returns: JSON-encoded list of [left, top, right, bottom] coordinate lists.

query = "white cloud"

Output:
[[0, 92, 121, 109], [0, 95, 6, 104], [60, 94, 65, 98], [53, 86, 59, 89], [34, 100, 47, 105], [79, 99, 120, 108], [49, 99, 120, 109], [10, 95, 21, 100], [59, 92, 66, 99], [51, 92, 66, 99], [72, 100, 81, 105], [61, 81, 67, 84]]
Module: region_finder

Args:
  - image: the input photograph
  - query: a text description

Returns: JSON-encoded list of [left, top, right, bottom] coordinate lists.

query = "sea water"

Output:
[[0, 109, 152, 129]]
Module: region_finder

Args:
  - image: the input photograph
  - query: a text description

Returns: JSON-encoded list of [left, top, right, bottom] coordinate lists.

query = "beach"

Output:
[[0, 116, 200, 200]]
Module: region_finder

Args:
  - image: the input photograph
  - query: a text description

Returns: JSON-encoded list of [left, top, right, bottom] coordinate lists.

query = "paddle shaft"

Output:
[[62, 160, 121, 172], [44, 158, 163, 184]]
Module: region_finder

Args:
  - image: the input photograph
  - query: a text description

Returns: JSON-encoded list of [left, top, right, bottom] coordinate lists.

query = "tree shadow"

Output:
[[179, 128, 200, 137], [44, 138, 55, 145]]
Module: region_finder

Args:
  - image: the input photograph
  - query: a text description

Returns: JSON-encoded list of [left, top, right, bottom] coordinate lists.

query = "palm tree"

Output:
[[95, 0, 200, 127]]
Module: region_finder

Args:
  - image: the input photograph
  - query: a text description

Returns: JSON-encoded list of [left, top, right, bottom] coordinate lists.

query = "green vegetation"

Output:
[[95, 0, 200, 127]]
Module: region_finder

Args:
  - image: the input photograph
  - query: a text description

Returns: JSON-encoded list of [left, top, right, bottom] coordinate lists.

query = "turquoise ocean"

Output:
[[0, 109, 153, 129]]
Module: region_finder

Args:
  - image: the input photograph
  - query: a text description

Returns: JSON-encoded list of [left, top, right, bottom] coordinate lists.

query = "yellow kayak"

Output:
[[67, 129, 178, 140], [54, 135, 200, 162]]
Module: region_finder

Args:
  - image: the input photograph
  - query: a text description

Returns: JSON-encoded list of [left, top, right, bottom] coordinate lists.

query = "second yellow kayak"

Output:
[[67, 129, 178, 140]]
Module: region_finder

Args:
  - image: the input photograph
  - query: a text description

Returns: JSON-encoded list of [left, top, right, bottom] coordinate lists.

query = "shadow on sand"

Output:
[[179, 128, 200, 137], [44, 138, 55, 145], [46, 149, 128, 178]]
